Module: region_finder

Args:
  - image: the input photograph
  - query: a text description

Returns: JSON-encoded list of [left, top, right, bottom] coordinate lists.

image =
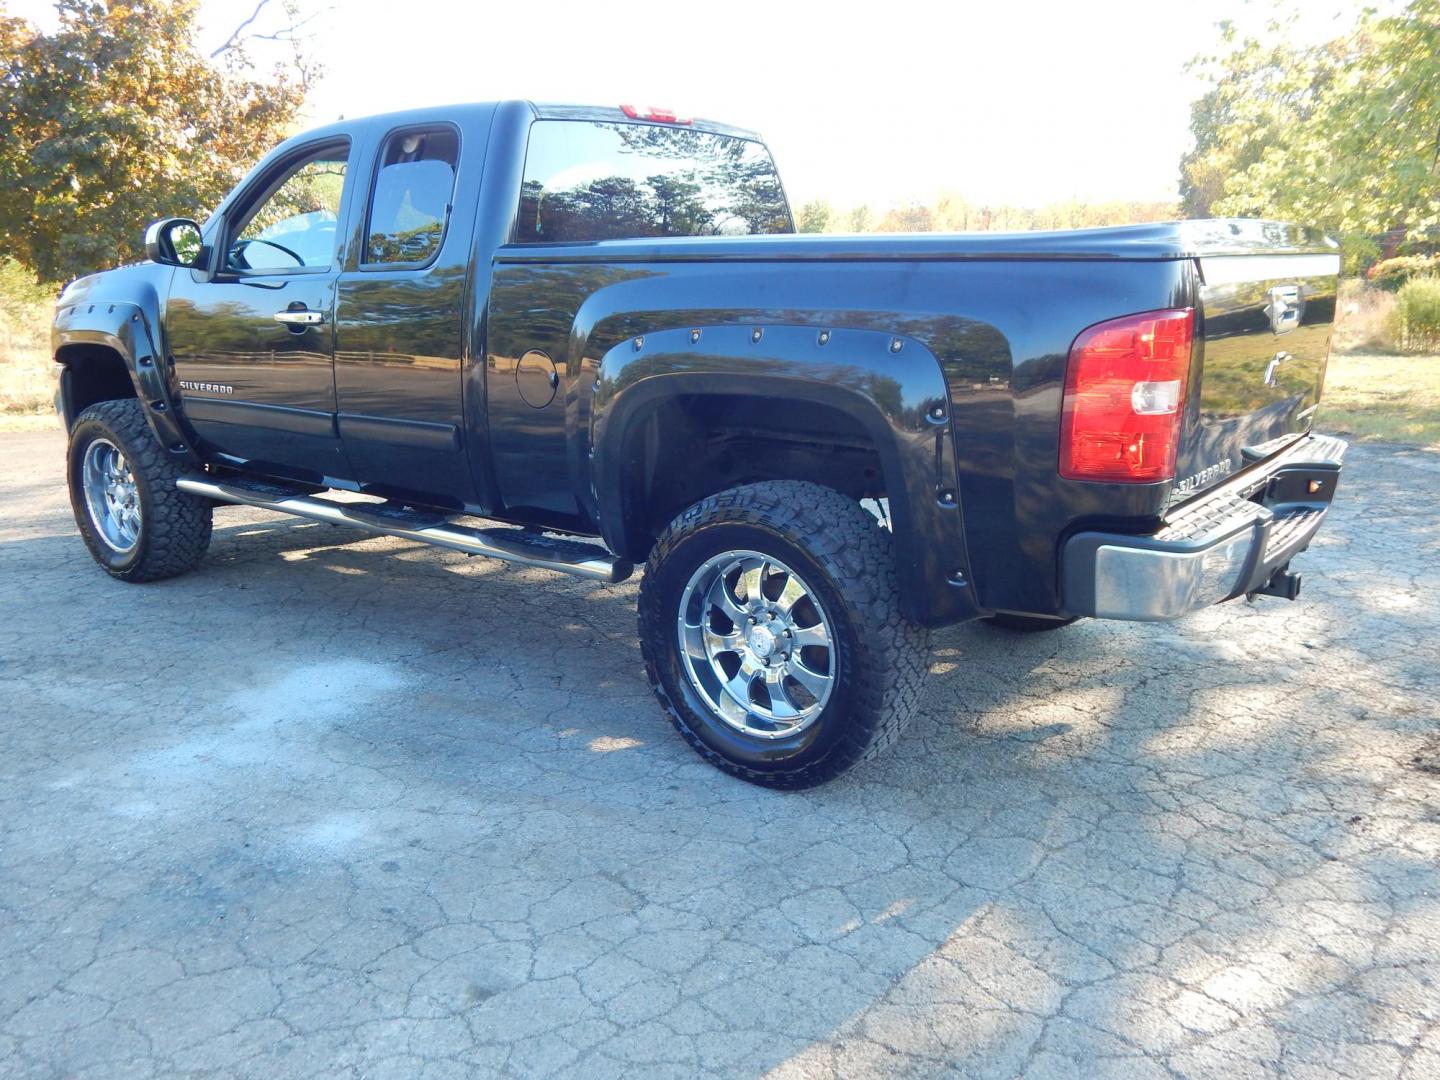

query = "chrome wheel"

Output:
[[81, 437, 141, 553], [677, 550, 836, 738]]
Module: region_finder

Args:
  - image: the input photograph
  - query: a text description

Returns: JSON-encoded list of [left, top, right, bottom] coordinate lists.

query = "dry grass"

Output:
[[1334, 279, 1397, 353], [1323, 280, 1440, 446], [0, 257, 56, 426], [0, 347, 56, 412], [0, 271, 57, 429], [0, 353, 59, 431], [0, 411, 62, 433], [1320, 351, 1440, 447]]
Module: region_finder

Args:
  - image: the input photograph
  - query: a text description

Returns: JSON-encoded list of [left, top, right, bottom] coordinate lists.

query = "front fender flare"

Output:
[[53, 297, 200, 464], [589, 323, 978, 625]]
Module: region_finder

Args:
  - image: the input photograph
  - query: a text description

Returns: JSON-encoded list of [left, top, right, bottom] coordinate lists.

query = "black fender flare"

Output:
[[589, 323, 979, 625], [53, 291, 201, 465]]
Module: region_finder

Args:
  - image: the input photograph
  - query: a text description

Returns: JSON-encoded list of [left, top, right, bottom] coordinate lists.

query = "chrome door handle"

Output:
[[273, 309, 325, 326]]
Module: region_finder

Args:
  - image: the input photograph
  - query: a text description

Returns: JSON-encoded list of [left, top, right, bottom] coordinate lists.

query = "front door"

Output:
[[167, 139, 355, 484]]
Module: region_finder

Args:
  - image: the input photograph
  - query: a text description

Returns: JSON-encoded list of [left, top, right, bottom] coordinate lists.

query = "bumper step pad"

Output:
[[1062, 433, 1347, 621]]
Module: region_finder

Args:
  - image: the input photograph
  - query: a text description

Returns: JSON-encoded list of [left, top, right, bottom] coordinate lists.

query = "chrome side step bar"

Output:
[[177, 476, 633, 584]]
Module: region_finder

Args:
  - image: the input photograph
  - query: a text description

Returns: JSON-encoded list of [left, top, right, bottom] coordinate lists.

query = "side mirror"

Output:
[[143, 218, 204, 268]]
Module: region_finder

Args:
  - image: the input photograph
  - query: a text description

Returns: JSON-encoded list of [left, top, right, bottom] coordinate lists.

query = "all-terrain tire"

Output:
[[638, 481, 931, 788], [67, 399, 212, 582]]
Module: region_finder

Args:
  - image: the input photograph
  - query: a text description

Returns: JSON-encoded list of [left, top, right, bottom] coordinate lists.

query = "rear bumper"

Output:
[[1062, 433, 1347, 621]]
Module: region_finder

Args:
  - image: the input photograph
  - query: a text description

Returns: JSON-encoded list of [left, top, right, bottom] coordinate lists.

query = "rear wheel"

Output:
[[638, 481, 930, 788], [67, 399, 212, 581]]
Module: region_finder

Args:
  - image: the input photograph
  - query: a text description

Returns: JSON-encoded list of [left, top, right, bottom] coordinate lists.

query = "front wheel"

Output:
[[67, 399, 213, 582], [638, 481, 930, 788]]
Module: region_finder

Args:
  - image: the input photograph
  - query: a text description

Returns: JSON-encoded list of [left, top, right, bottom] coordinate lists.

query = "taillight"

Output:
[[1059, 308, 1194, 483], [619, 104, 692, 125]]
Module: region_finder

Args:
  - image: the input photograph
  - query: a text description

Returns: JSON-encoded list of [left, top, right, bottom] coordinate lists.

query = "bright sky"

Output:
[[10, 0, 1372, 209]]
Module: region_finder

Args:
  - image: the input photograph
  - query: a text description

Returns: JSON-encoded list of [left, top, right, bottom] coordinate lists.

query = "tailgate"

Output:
[[1173, 251, 1340, 500]]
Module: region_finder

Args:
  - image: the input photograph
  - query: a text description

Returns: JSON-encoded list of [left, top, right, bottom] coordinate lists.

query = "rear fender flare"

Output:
[[589, 323, 979, 624]]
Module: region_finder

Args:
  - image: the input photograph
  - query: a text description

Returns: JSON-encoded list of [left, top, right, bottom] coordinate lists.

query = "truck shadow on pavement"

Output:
[[2, 446, 1438, 1078]]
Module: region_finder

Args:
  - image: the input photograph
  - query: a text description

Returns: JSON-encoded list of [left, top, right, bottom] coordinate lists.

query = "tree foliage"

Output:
[[0, 0, 314, 283], [1389, 276, 1440, 352], [1181, 1, 1440, 246], [796, 192, 1179, 235], [796, 198, 830, 233]]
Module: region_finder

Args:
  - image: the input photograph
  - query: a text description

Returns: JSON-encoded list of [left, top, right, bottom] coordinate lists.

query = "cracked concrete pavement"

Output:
[[1, 428, 1438, 1078]]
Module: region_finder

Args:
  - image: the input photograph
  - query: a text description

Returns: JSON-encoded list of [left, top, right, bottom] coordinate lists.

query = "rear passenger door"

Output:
[[333, 123, 477, 508]]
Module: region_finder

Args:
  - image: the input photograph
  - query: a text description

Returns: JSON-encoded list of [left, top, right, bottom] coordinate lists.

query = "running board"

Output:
[[177, 476, 633, 584]]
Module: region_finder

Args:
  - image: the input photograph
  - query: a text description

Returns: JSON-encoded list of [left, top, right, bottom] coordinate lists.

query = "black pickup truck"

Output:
[[52, 101, 1346, 787]]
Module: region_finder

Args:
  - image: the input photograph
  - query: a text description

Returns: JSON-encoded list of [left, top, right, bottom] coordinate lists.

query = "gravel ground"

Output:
[[2, 428, 1438, 1079]]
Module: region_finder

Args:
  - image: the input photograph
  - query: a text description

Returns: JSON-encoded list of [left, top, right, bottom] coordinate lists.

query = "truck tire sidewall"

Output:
[[644, 520, 861, 771], [68, 412, 154, 576]]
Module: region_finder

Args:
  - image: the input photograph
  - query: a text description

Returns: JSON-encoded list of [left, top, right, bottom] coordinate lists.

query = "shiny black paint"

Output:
[[51, 99, 1339, 627], [333, 117, 483, 506], [166, 272, 347, 481], [486, 249, 1191, 617]]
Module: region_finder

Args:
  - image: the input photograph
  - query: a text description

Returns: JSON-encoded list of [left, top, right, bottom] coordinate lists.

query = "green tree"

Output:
[[876, 201, 932, 233], [797, 197, 831, 233], [1182, 1, 1440, 243], [1179, 22, 1335, 218], [0, 0, 314, 283]]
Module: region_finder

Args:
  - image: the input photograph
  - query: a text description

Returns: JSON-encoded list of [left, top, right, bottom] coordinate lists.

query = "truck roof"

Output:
[[297, 101, 764, 144]]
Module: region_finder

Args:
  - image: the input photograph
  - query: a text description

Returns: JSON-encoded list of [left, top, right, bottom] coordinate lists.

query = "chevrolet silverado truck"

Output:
[[52, 101, 1346, 787]]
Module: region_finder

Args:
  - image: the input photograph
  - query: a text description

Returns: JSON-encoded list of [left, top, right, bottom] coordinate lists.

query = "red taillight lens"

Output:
[[1059, 308, 1194, 483], [619, 104, 692, 125]]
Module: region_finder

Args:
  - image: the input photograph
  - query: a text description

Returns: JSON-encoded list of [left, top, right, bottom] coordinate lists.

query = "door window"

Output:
[[363, 127, 459, 267], [227, 143, 350, 273]]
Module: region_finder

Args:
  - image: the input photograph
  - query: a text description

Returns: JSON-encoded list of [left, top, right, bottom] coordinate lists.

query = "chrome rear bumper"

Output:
[[1062, 433, 1347, 621]]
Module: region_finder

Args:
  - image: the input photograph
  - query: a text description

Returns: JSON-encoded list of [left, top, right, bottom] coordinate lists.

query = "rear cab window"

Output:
[[363, 126, 459, 267], [515, 120, 792, 243]]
